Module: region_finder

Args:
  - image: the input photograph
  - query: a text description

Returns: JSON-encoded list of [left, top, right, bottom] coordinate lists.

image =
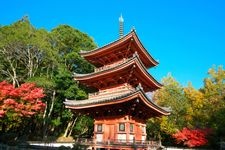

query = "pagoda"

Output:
[[65, 16, 170, 150]]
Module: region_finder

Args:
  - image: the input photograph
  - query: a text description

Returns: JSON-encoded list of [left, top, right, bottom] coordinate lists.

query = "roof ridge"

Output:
[[64, 90, 137, 106], [79, 30, 134, 54]]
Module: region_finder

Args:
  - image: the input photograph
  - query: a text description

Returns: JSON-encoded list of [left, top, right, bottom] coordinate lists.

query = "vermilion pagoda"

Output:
[[65, 21, 170, 150]]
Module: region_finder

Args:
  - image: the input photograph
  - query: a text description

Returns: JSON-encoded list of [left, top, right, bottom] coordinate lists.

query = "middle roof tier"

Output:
[[73, 55, 162, 92]]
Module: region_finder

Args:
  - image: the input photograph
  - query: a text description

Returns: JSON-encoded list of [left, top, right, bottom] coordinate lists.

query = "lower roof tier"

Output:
[[64, 87, 170, 120]]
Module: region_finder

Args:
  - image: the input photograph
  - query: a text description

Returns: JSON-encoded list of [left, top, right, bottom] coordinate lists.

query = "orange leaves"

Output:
[[0, 81, 14, 100], [0, 81, 46, 118], [0, 110, 5, 117], [3, 98, 17, 105], [10, 82, 45, 101], [172, 127, 211, 148]]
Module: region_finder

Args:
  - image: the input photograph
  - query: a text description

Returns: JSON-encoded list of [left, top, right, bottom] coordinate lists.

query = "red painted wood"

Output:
[[65, 29, 170, 149], [94, 115, 146, 143]]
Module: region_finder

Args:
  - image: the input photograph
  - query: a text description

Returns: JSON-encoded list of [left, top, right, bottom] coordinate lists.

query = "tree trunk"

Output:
[[48, 90, 56, 118], [27, 46, 32, 78], [1, 48, 19, 87], [42, 90, 56, 138], [63, 116, 78, 137], [158, 133, 162, 147], [8, 62, 19, 87], [63, 120, 73, 137], [68, 116, 77, 137]]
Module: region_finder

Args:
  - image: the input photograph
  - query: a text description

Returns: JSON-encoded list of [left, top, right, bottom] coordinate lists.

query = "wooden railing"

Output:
[[74, 138, 161, 148], [88, 84, 135, 100], [0, 138, 161, 149], [94, 58, 127, 72]]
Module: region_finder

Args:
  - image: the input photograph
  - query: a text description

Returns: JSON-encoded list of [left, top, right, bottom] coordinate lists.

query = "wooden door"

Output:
[[105, 124, 115, 142]]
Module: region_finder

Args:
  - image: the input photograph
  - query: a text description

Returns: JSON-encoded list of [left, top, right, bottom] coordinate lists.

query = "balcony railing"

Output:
[[94, 58, 127, 72], [88, 84, 135, 100], [74, 138, 161, 149]]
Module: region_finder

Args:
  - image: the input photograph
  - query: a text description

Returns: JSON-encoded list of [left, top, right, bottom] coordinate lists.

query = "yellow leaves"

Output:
[[203, 65, 225, 111], [160, 116, 178, 134], [208, 66, 225, 83], [184, 85, 204, 109], [186, 107, 193, 115], [185, 107, 193, 124]]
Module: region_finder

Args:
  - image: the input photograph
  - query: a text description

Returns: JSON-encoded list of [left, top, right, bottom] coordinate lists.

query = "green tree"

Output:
[[46, 25, 96, 138], [0, 17, 58, 140], [202, 66, 225, 141], [153, 74, 190, 132], [0, 18, 97, 140], [148, 74, 191, 145], [183, 83, 206, 127], [0, 17, 56, 87], [50, 25, 96, 73]]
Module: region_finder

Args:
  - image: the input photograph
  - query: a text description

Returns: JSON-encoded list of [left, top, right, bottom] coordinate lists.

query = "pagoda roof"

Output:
[[80, 30, 158, 68], [64, 87, 170, 119], [73, 54, 162, 92]]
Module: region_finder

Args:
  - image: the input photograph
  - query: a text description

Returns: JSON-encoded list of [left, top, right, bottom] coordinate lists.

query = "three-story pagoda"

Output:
[[65, 18, 170, 150]]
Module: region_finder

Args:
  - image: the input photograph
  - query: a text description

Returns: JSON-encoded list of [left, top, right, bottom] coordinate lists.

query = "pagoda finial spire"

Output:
[[119, 14, 124, 38]]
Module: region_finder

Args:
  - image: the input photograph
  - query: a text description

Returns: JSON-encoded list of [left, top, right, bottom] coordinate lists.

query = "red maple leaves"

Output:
[[172, 127, 211, 148], [0, 81, 46, 118]]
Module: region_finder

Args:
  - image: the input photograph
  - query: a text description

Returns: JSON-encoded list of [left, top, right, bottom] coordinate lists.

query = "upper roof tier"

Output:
[[80, 30, 158, 68], [73, 54, 162, 92]]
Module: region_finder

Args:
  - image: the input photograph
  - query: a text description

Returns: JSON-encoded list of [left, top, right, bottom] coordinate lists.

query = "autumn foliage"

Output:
[[172, 127, 211, 148], [0, 81, 46, 118]]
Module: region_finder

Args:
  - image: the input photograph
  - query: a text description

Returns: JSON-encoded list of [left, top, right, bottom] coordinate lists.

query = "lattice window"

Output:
[[97, 124, 103, 132], [119, 123, 125, 132]]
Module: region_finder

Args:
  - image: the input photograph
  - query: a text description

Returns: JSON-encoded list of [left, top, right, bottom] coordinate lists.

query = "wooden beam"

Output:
[[125, 39, 133, 58]]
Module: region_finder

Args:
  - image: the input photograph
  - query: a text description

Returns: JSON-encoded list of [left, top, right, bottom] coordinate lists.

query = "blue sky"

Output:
[[1, 0, 225, 89]]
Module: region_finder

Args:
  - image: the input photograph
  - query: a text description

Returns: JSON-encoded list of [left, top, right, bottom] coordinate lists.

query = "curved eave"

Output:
[[74, 56, 162, 92], [139, 90, 170, 116], [130, 30, 159, 68], [80, 30, 158, 68], [64, 90, 170, 116]]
